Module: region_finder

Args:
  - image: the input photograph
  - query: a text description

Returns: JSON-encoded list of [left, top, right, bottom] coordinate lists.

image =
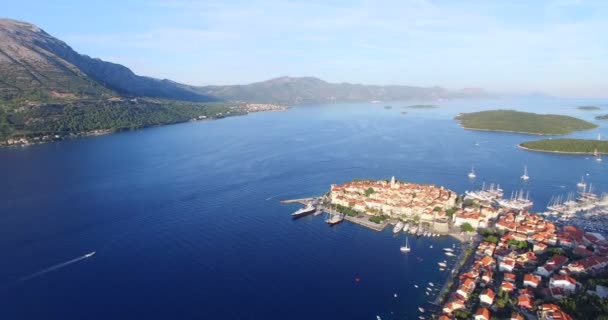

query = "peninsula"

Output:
[[577, 106, 602, 111], [519, 139, 608, 155], [456, 110, 597, 135], [403, 104, 438, 109]]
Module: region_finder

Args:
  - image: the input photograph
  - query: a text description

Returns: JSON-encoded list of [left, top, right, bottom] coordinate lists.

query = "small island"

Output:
[[577, 106, 602, 111], [455, 110, 597, 135], [596, 114, 608, 120], [403, 104, 438, 109], [519, 139, 608, 154]]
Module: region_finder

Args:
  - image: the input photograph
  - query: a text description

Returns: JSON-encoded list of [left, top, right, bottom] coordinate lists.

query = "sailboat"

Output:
[[400, 237, 411, 253], [577, 176, 586, 189], [468, 166, 476, 179], [520, 165, 530, 181], [325, 205, 344, 226], [594, 149, 602, 162]]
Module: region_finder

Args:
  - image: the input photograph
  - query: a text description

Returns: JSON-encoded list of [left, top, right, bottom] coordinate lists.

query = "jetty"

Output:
[[280, 197, 318, 205]]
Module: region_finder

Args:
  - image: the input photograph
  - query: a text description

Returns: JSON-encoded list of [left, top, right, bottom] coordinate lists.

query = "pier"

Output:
[[281, 196, 389, 231], [343, 214, 388, 231], [280, 197, 317, 205]]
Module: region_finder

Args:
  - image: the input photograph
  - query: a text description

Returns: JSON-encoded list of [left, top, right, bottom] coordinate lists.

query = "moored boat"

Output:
[[393, 221, 404, 233], [291, 203, 316, 217]]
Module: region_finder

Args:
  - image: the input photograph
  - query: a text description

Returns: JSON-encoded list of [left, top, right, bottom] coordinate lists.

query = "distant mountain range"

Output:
[[199, 76, 490, 104], [0, 18, 489, 105]]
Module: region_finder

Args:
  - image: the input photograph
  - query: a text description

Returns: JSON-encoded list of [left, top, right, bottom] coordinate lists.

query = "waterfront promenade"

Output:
[[432, 236, 480, 310]]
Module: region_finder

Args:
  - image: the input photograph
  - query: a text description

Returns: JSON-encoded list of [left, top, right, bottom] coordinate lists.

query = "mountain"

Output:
[[0, 18, 490, 144], [0, 18, 215, 102], [198, 76, 485, 104]]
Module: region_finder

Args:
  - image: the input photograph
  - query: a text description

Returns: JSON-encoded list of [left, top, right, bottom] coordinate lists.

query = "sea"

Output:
[[0, 97, 606, 319]]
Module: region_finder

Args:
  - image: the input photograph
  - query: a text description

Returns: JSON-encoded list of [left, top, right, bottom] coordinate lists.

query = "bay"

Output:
[[0, 97, 606, 319]]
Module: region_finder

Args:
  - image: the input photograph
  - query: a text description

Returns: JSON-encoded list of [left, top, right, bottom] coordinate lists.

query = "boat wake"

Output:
[[2, 252, 95, 288]]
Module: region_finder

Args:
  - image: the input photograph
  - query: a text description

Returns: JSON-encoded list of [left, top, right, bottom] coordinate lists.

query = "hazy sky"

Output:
[[4, 0, 608, 96]]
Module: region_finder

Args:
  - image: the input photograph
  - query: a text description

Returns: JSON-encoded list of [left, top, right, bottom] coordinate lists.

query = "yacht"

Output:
[[445, 251, 456, 257], [468, 166, 476, 179], [521, 165, 530, 181], [85, 251, 96, 258], [438, 261, 447, 268], [291, 202, 316, 217], [400, 237, 411, 253], [577, 176, 587, 189], [393, 221, 404, 234]]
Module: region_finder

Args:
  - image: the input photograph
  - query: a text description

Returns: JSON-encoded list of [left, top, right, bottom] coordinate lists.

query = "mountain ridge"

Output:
[[0, 18, 216, 102]]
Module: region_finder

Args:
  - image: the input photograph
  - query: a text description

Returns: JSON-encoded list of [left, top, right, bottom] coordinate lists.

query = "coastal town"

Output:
[[285, 177, 608, 320]]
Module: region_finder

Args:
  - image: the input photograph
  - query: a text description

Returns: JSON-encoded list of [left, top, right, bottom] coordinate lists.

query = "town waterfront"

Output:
[[0, 97, 607, 319]]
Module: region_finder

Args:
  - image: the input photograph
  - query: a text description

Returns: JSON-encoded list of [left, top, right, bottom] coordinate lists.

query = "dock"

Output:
[[281, 197, 388, 231], [280, 197, 317, 205], [343, 214, 388, 231]]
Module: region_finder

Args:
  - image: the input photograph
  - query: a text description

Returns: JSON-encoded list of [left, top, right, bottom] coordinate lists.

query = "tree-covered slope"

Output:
[[520, 139, 608, 154], [456, 110, 597, 135]]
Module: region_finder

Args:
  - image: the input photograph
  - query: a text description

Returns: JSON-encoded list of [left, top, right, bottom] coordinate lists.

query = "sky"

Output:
[[3, 0, 608, 97]]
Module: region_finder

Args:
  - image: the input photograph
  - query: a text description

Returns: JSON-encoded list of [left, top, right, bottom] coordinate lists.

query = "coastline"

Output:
[[458, 124, 563, 136], [517, 144, 607, 155], [0, 106, 288, 148]]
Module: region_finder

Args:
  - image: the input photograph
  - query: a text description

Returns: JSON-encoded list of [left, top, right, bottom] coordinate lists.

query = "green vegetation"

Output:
[[364, 187, 375, 197], [453, 309, 471, 319], [506, 239, 529, 250], [445, 207, 458, 219], [483, 235, 499, 244], [596, 114, 608, 120], [520, 139, 608, 154], [369, 215, 389, 224], [463, 199, 475, 207], [460, 222, 475, 232], [577, 106, 602, 111], [456, 110, 597, 135], [479, 228, 502, 244], [336, 204, 360, 217], [0, 98, 242, 142], [402, 104, 438, 109], [558, 292, 608, 319]]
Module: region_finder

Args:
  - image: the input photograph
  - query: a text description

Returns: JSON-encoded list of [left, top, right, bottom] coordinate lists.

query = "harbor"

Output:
[[281, 172, 607, 320]]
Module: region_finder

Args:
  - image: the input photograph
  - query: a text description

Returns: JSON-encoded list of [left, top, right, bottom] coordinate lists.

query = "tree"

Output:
[[460, 222, 475, 232], [453, 309, 470, 319], [364, 187, 375, 197], [484, 235, 499, 244], [445, 207, 458, 218]]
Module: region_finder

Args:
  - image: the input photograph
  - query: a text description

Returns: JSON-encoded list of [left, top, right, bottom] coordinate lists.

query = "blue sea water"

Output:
[[0, 97, 607, 319]]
